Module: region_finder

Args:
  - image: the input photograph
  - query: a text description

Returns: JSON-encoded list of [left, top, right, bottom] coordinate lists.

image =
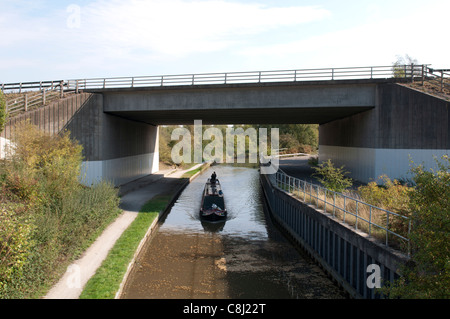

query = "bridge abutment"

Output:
[[1, 93, 159, 186], [319, 83, 449, 183], [66, 94, 160, 186]]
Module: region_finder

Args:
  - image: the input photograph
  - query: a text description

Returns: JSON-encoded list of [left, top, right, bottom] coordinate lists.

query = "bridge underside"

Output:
[[108, 106, 372, 125], [97, 80, 378, 126]]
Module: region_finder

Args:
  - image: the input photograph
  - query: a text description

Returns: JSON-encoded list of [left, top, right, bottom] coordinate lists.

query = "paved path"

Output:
[[44, 165, 201, 299], [278, 155, 319, 184], [278, 155, 365, 189]]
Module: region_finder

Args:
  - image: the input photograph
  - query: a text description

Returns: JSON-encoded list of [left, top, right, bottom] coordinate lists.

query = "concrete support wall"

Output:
[[1, 93, 159, 186], [319, 84, 449, 183]]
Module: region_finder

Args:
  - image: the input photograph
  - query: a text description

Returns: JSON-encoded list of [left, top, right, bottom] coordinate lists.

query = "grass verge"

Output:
[[181, 162, 209, 179], [79, 195, 172, 299]]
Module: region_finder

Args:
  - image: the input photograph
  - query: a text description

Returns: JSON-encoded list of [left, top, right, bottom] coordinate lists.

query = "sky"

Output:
[[0, 0, 448, 83]]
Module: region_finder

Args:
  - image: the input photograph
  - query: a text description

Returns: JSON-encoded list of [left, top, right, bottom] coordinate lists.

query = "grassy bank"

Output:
[[181, 162, 210, 179], [79, 195, 172, 299]]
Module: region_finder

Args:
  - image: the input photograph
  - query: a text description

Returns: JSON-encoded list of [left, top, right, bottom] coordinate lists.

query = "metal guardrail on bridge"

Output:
[[0, 64, 428, 93], [1, 64, 447, 115], [64, 64, 425, 91]]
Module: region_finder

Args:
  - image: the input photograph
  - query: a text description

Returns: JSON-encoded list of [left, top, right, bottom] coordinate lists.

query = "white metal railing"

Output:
[[270, 169, 411, 254], [1, 64, 444, 115], [64, 65, 424, 91], [1, 80, 65, 93]]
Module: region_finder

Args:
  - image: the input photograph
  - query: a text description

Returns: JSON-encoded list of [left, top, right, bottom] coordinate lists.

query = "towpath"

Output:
[[44, 165, 202, 299]]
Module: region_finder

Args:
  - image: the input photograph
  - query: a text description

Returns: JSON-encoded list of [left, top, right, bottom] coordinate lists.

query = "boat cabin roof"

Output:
[[205, 179, 223, 196]]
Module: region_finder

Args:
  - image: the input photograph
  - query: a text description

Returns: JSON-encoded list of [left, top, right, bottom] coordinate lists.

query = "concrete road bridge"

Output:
[[1, 65, 449, 186]]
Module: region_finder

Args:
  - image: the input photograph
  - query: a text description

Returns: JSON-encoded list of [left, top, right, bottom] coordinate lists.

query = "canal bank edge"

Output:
[[114, 162, 211, 299]]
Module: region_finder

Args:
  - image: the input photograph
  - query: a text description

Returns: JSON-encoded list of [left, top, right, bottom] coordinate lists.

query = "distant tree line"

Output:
[[159, 123, 318, 167]]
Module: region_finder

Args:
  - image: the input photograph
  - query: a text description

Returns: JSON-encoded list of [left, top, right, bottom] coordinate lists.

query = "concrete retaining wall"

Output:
[[319, 83, 449, 183], [260, 173, 409, 299]]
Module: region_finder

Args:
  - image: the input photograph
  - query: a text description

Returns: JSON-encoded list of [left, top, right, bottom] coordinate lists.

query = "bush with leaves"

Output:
[[0, 91, 6, 133], [312, 159, 352, 193], [0, 202, 35, 295], [3, 121, 83, 203], [358, 175, 412, 239], [0, 121, 121, 298], [383, 156, 450, 298]]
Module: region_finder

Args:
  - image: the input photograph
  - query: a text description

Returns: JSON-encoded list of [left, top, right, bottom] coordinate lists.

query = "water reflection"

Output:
[[200, 220, 226, 232]]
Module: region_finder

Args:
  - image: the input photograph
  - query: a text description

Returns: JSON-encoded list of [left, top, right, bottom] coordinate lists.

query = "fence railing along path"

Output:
[[270, 169, 411, 255], [1, 64, 447, 116], [423, 67, 450, 92]]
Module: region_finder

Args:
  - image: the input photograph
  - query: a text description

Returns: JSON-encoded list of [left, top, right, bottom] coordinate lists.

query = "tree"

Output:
[[312, 159, 352, 193], [255, 124, 318, 154], [392, 54, 420, 78]]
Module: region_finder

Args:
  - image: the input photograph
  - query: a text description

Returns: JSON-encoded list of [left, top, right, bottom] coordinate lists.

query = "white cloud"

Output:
[[237, 1, 450, 68], [80, 0, 331, 57]]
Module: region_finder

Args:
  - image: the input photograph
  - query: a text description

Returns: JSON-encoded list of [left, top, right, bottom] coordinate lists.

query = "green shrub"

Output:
[[0, 91, 6, 133], [358, 175, 412, 238], [383, 156, 450, 298], [312, 159, 352, 193], [0, 202, 35, 295], [0, 121, 121, 298]]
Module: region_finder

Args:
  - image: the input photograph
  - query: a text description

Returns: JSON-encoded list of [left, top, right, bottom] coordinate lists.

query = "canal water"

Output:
[[121, 165, 347, 299]]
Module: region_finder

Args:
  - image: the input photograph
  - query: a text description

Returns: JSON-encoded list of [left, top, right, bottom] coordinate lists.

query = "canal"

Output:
[[120, 165, 347, 299]]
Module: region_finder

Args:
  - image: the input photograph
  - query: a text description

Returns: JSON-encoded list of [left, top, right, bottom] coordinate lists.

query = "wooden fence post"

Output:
[[60, 81, 64, 98]]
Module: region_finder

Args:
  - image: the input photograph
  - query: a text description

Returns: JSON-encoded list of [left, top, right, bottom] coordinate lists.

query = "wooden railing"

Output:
[[3, 83, 70, 116], [424, 67, 450, 92]]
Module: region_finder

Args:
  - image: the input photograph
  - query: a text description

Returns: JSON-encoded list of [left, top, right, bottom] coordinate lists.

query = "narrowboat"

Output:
[[200, 177, 227, 222]]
